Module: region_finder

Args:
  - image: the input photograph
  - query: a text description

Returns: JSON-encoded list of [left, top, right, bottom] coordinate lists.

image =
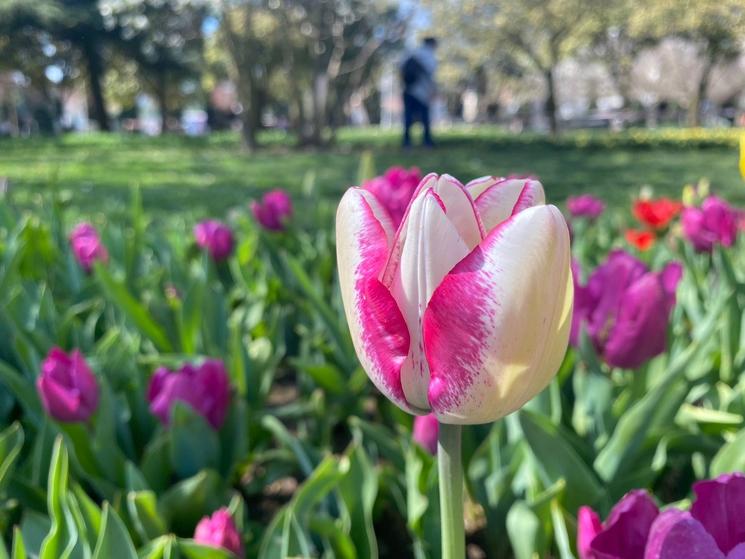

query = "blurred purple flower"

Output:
[[645, 473, 745, 559], [412, 413, 439, 455], [69, 223, 108, 273], [194, 507, 243, 556], [194, 220, 234, 261], [682, 196, 739, 253], [251, 189, 293, 231], [362, 166, 421, 227], [37, 348, 99, 422], [572, 250, 682, 369], [578, 490, 659, 559], [567, 194, 605, 220], [147, 359, 231, 430]]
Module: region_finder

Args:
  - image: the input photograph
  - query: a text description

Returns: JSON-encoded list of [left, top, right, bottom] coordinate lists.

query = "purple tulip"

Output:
[[37, 348, 99, 422], [362, 166, 422, 227], [147, 359, 231, 430], [645, 473, 745, 559], [682, 196, 739, 253], [412, 413, 439, 454], [194, 220, 234, 261], [194, 507, 243, 557], [572, 250, 682, 369], [567, 195, 605, 220], [69, 223, 108, 273], [578, 490, 659, 559], [250, 189, 293, 231]]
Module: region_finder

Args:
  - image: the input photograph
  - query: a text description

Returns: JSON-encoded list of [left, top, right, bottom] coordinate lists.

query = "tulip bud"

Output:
[[251, 189, 293, 231], [576, 506, 602, 559], [194, 220, 234, 261], [566, 195, 605, 220], [147, 359, 231, 430], [37, 348, 99, 422], [362, 166, 421, 227], [69, 223, 108, 273], [681, 196, 739, 253], [572, 250, 681, 369], [337, 174, 572, 424], [412, 413, 439, 454], [194, 507, 243, 557], [632, 198, 682, 229]]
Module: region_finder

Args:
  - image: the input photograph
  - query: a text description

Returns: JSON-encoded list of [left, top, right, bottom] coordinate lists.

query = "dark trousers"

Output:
[[403, 92, 433, 147]]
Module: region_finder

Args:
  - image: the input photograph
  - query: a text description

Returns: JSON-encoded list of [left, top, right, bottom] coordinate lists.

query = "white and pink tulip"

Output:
[[336, 173, 573, 425]]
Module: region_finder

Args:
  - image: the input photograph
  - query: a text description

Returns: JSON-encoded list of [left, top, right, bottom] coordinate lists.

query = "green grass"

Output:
[[0, 127, 742, 222]]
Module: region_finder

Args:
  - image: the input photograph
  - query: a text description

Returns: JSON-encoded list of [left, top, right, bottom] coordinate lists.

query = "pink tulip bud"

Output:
[[37, 348, 99, 422], [147, 359, 231, 430], [194, 220, 234, 261], [567, 195, 605, 220], [682, 196, 739, 253], [412, 413, 439, 454], [251, 189, 293, 231], [362, 166, 421, 227], [69, 223, 108, 273], [577, 506, 602, 559], [337, 174, 572, 424], [194, 507, 243, 556]]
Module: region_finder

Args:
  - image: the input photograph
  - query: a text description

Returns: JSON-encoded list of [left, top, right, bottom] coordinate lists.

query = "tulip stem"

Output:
[[438, 422, 465, 559]]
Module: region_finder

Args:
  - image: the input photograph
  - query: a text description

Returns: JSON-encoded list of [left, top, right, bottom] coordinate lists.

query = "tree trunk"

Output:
[[156, 71, 168, 134], [81, 36, 111, 132], [688, 56, 715, 127], [545, 68, 559, 135]]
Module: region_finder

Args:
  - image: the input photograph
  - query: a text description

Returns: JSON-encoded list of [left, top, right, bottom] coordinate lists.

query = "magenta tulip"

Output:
[[578, 490, 659, 559], [681, 196, 739, 253], [646, 473, 745, 559], [251, 189, 293, 231], [362, 166, 422, 227], [572, 250, 682, 369], [69, 223, 108, 273], [567, 195, 605, 220], [37, 348, 99, 422], [337, 174, 572, 424], [194, 507, 243, 556], [194, 220, 234, 261], [147, 359, 231, 430], [412, 413, 439, 454]]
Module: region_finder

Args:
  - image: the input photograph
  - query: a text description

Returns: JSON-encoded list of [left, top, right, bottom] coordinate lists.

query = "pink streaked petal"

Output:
[[336, 188, 412, 411], [423, 205, 572, 424], [387, 187, 472, 409], [474, 178, 545, 232]]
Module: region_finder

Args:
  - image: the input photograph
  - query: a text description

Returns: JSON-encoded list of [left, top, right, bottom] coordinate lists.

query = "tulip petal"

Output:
[[644, 510, 724, 559], [336, 188, 412, 411], [384, 186, 473, 409], [431, 174, 485, 247], [727, 544, 745, 559], [423, 205, 572, 424], [592, 490, 659, 559], [472, 178, 546, 232], [691, 473, 745, 556]]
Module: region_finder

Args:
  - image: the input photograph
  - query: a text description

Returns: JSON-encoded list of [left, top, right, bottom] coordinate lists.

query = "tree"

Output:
[[628, 0, 745, 125], [426, 0, 602, 134]]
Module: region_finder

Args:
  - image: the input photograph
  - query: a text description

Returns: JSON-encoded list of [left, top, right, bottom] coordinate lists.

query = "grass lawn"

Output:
[[0, 127, 742, 221]]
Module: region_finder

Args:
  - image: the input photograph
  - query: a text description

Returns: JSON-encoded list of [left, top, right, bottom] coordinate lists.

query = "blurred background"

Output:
[[1, 0, 743, 141]]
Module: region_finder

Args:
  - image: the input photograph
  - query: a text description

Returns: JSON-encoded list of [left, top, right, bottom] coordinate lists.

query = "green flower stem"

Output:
[[438, 422, 465, 559]]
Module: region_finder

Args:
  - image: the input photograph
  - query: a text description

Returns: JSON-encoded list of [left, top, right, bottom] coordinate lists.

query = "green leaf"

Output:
[[92, 504, 138, 559], [0, 361, 42, 422], [159, 470, 224, 535], [128, 491, 167, 541], [506, 501, 545, 559], [292, 361, 347, 396], [711, 428, 745, 477], [168, 403, 220, 479], [261, 415, 315, 476], [550, 500, 576, 559], [337, 443, 378, 559], [519, 410, 606, 511], [94, 264, 173, 352], [0, 422, 24, 492], [11, 526, 26, 559], [177, 540, 235, 559], [39, 437, 81, 559]]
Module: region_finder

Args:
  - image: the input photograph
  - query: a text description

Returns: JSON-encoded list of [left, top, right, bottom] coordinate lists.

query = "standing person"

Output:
[[401, 37, 437, 148]]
